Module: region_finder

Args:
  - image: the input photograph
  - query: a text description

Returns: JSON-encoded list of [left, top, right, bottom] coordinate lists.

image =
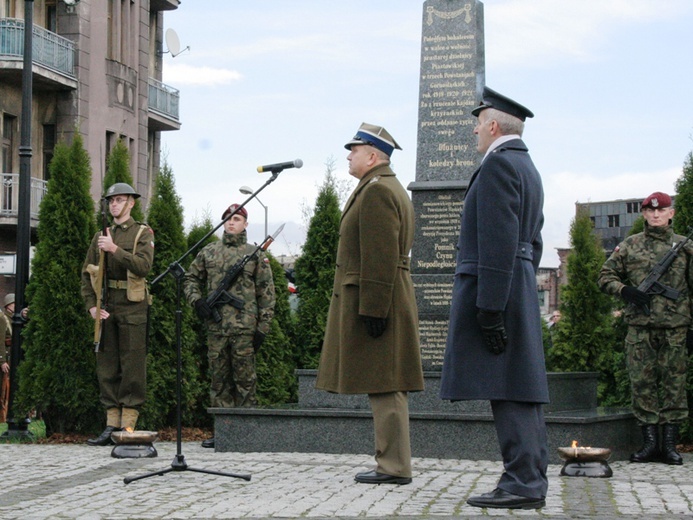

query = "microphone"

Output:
[[257, 159, 303, 173]]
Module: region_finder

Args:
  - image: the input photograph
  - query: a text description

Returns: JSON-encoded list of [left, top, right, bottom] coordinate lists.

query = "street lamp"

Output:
[[3, 0, 35, 440], [239, 186, 268, 238]]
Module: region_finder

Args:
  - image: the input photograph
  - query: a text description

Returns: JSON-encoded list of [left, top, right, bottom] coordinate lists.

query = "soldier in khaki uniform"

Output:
[[184, 204, 275, 449], [81, 183, 154, 446], [599, 192, 693, 465]]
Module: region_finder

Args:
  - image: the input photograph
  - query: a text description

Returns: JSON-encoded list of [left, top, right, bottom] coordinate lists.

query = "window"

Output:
[[2, 115, 15, 173], [45, 0, 57, 32], [107, 0, 134, 65], [2, 115, 15, 212], [42, 124, 56, 180], [608, 214, 620, 228], [626, 202, 639, 214], [4, 0, 16, 18]]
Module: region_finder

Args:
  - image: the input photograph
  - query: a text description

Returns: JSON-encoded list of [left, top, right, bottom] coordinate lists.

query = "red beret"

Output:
[[641, 192, 672, 210], [222, 204, 248, 220]]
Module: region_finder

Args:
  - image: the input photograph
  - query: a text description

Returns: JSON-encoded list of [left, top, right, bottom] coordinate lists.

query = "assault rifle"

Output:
[[206, 223, 285, 323], [632, 228, 693, 316], [94, 198, 109, 352]]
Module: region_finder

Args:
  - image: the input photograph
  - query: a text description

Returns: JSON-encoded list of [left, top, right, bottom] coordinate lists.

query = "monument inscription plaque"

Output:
[[409, 0, 485, 370]]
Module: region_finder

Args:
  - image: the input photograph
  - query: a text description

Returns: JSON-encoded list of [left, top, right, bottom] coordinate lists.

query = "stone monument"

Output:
[[409, 0, 485, 371]]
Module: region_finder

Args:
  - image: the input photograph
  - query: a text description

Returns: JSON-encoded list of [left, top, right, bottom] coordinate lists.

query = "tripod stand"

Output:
[[123, 171, 284, 485]]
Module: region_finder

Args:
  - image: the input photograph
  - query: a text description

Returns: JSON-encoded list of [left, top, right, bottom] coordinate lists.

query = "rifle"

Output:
[[631, 228, 693, 316], [206, 224, 284, 323], [93, 198, 109, 352]]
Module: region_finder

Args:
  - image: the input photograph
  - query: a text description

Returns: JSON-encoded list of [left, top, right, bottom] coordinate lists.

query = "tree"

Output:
[[256, 253, 297, 404], [293, 166, 342, 368], [548, 210, 618, 400], [18, 134, 100, 434], [182, 212, 218, 426], [673, 151, 693, 442], [102, 139, 144, 221], [674, 152, 693, 234], [138, 161, 202, 429]]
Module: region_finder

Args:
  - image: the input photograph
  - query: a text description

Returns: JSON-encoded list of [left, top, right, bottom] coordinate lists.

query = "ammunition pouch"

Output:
[[86, 264, 100, 292], [126, 272, 147, 302]]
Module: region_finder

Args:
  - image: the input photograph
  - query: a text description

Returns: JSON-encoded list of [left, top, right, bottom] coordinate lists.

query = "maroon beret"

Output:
[[222, 203, 248, 220], [641, 192, 672, 210]]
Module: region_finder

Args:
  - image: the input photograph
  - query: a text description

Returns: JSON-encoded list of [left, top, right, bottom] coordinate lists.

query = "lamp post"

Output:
[[239, 186, 268, 238], [3, 0, 34, 440]]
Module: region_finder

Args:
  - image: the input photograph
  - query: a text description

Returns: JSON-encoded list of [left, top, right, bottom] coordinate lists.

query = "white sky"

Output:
[[161, 0, 693, 267]]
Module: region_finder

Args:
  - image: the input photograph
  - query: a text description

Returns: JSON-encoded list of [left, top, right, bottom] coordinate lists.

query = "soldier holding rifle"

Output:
[[599, 191, 693, 465], [81, 183, 154, 446], [184, 204, 275, 449]]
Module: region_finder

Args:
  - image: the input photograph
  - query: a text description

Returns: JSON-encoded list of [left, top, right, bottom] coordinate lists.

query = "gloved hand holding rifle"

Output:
[[202, 224, 284, 323]]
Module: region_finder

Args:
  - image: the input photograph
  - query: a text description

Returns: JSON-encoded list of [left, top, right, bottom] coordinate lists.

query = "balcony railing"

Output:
[[0, 18, 76, 79], [0, 173, 48, 220], [149, 77, 180, 122]]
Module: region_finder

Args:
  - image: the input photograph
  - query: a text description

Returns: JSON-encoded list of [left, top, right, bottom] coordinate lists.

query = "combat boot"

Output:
[[630, 424, 661, 463], [662, 423, 683, 465]]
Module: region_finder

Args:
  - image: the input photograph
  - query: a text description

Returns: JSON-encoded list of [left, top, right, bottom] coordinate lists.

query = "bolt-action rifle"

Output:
[[631, 228, 693, 316], [93, 198, 109, 352], [206, 224, 284, 323]]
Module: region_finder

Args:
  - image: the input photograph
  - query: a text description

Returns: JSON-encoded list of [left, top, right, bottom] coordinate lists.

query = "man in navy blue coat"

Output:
[[440, 87, 548, 510]]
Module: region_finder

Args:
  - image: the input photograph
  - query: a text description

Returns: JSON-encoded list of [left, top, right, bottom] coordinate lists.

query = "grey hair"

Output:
[[484, 108, 524, 136]]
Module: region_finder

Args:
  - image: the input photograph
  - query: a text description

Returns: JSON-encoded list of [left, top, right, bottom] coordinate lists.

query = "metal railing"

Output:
[[0, 18, 76, 78], [148, 77, 180, 121], [0, 173, 48, 220]]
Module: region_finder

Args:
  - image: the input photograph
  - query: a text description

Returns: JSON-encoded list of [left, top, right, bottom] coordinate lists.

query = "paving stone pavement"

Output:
[[0, 442, 691, 519]]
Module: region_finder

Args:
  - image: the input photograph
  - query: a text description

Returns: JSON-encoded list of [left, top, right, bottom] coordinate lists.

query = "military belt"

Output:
[[107, 280, 128, 290]]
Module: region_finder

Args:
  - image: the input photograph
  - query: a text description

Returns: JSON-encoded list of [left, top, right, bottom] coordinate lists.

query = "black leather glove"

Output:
[[194, 299, 213, 320], [476, 309, 507, 355], [621, 286, 651, 306], [361, 316, 387, 339], [253, 332, 266, 353]]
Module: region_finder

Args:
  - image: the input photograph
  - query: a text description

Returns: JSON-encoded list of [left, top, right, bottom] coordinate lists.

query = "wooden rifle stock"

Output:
[[94, 199, 108, 352]]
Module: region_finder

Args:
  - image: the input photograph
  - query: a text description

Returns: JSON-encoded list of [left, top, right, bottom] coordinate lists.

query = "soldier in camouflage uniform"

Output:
[[599, 192, 693, 465], [81, 183, 154, 446], [184, 204, 275, 449]]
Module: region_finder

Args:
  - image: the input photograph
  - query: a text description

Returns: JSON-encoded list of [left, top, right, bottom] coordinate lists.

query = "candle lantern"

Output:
[[557, 441, 612, 478], [110, 430, 159, 459]]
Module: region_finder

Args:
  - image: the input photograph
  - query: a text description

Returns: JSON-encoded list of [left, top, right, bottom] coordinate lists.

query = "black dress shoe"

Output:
[[354, 470, 412, 485], [201, 437, 215, 449], [86, 426, 121, 446], [467, 488, 545, 509]]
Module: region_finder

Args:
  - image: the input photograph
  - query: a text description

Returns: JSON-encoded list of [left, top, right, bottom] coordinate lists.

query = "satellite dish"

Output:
[[165, 28, 181, 57]]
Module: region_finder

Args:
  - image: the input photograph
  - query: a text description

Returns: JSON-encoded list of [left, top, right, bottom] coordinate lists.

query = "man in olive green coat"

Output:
[[316, 123, 424, 485]]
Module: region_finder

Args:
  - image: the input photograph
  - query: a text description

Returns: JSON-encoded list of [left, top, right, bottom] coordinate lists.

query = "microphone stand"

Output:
[[124, 170, 283, 485]]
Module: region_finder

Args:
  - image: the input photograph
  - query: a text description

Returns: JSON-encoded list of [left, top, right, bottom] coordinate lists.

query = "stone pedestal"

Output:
[[212, 371, 638, 463]]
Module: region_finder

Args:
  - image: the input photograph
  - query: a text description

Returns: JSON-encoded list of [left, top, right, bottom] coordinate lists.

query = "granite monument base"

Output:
[[211, 371, 639, 464]]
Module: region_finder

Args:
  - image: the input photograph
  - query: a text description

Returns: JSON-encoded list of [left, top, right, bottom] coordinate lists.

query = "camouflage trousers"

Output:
[[625, 325, 689, 425], [207, 332, 257, 408]]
